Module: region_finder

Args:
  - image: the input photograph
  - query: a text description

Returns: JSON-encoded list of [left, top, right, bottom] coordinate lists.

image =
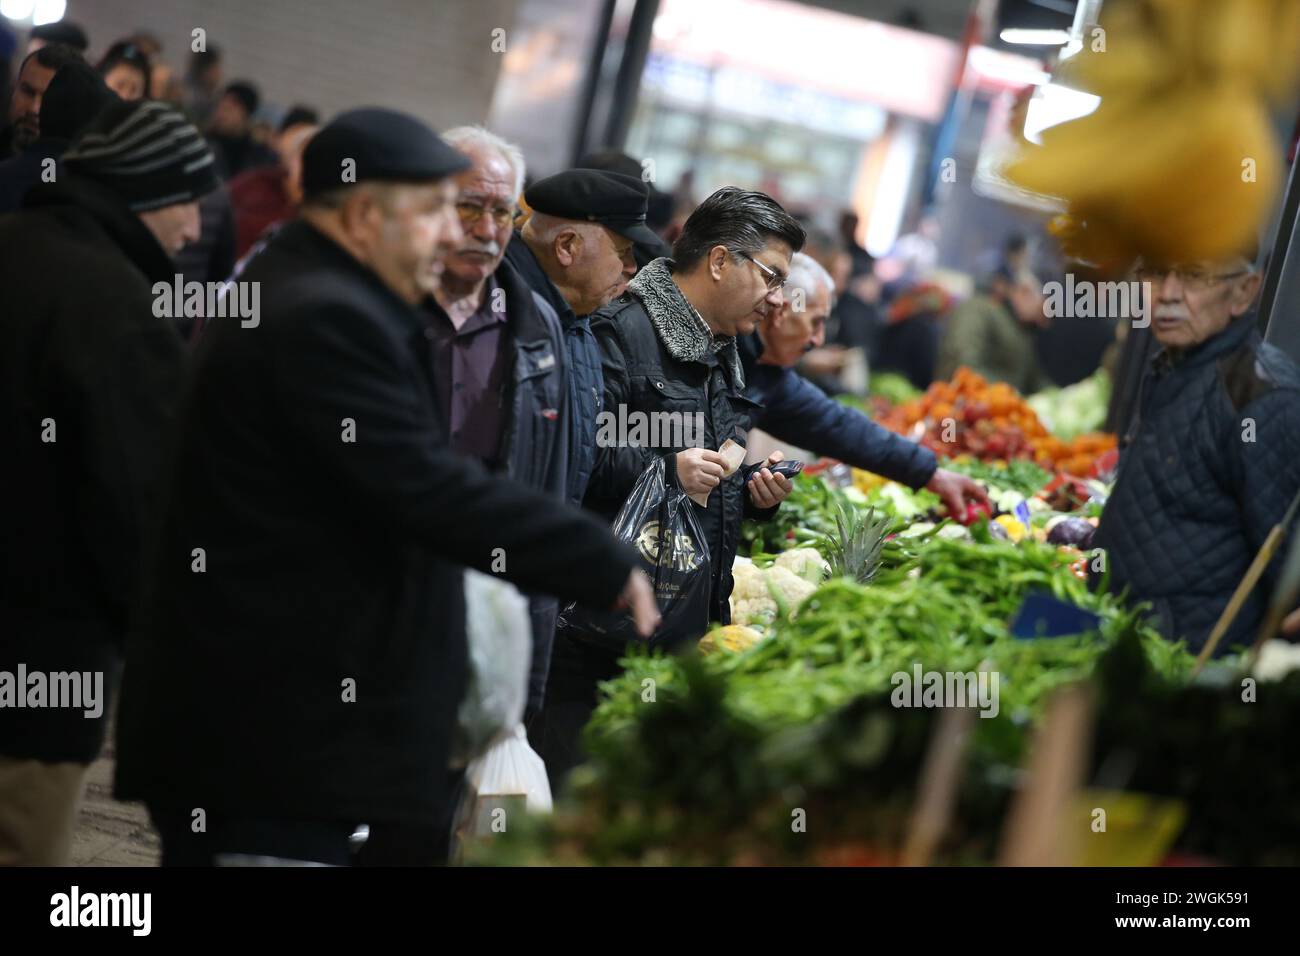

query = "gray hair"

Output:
[[441, 125, 525, 198], [786, 252, 834, 303], [520, 211, 604, 261]]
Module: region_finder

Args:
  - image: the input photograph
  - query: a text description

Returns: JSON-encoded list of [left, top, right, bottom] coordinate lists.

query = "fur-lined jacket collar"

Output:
[[627, 257, 744, 387]]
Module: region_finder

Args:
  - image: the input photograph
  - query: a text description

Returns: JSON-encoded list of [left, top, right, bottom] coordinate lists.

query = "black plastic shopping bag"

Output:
[[559, 456, 711, 650]]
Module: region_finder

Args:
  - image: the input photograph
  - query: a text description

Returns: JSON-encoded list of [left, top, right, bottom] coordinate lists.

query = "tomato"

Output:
[[950, 500, 993, 526]]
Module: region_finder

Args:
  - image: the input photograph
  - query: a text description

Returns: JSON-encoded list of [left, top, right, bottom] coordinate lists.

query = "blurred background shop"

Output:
[[4, 0, 1299, 396]]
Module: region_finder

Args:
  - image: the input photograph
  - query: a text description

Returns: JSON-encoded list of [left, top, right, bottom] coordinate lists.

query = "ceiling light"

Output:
[[0, 0, 35, 23], [1000, 28, 1071, 46], [32, 0, 65, 25]]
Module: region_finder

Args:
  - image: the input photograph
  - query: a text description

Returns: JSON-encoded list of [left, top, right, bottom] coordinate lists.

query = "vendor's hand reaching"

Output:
[[748, 451, 793, 509], [1283, 606, 1300, 639], [615, 568, 660, 639], [676, 448, 727, 498], [926, 468, 989, 518]]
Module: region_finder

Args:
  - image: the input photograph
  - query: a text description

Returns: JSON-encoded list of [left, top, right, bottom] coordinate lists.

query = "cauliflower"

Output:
[[729, 560, 818, 626], [729, 561, 775, 625], [1253, 640, 1300, 682], [773, 547, 830, 583], [766, 565, 818, 610]]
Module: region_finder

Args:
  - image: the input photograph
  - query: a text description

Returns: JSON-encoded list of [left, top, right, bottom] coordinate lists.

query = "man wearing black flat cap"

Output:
[[504, 168, 651, 509], [576, 148, 674, 268], [114, 107, 658, 866]]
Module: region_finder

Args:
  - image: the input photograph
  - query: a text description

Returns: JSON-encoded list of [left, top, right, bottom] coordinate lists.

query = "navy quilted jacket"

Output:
[[739, 334, 938, 489], [1094, 317, 1300, 654]]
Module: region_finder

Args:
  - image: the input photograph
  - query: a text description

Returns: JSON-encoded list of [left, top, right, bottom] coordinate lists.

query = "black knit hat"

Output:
[[30, 21, 89, 53], [63, 100, 219, 212], [40, 61, 116, 143], [223, 81, 260, 117]]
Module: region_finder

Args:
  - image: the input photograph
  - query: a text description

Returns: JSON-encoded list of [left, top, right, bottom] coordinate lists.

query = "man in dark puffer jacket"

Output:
[[1094, 249, 1300, 654]]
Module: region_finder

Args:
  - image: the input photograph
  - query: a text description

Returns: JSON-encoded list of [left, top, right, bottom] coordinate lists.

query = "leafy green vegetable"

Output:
[[942, 457, 1053, 498], [868, 372, 922, 405], [741, 473, 852, 556], [1027, 368, 1111, 440]]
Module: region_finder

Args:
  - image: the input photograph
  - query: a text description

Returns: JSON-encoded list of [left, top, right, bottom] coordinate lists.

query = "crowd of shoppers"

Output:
[[0, 20, 1296, 868]]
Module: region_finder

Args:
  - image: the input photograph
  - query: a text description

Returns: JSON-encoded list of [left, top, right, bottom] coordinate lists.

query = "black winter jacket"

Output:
[[583, 259, 777, 634], [114, 220, 637, 826], [1094, 316, 1300, 654], [0, 174, 187, 762]]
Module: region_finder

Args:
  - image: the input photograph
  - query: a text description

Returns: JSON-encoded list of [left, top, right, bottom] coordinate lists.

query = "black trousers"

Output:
[[149, 805, 456, 867], [148, 805, 355, 866], [527, 635, 625, 795]]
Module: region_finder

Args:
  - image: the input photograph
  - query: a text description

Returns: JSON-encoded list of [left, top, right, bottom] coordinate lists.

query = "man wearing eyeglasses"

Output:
[[421, 127, 580, 728], [534, 188, 800, 787], [1094, 247, 1300, 655]]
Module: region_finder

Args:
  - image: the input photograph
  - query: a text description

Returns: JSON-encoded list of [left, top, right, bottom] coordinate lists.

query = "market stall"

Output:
[[470, 367, 1300, 867]]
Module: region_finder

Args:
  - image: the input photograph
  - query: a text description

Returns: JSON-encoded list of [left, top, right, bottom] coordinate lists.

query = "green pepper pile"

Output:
[[469, 518, 1206, 865]]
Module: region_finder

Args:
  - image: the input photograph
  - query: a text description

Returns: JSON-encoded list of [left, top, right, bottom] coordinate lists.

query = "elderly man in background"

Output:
[[937, 267, 1050, 394], [1095, 249, 1300, 655], [504, 168, 653, 506], [422, 125, 574, 726], [744, 253, 986, 518]]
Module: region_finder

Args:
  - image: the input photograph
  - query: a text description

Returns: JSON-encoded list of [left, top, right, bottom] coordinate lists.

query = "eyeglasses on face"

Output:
[[455, 200, 515, 228], [1135, 263, 1248, 291], [738, 252, 787, 292]]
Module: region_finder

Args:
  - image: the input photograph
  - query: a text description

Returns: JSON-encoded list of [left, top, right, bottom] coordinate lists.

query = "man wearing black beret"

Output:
[[503, 168, 651, 508], [114, 108, 658, 866]]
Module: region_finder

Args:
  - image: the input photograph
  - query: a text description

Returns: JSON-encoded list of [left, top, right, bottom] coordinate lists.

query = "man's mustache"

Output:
[[455, 241, 501, 257]]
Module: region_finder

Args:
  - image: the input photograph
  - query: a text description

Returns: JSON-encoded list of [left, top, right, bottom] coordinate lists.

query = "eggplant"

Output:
[[1047, 516, 1095, 548]]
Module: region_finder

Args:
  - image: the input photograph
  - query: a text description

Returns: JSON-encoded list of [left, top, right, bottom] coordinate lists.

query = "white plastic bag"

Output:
[[452, 725, 553, 854], [454, 569, 533, 765], [450, 571, 552, 857]]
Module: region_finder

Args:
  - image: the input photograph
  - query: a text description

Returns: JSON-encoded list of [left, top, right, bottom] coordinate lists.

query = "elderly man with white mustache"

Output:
[[1094, 246, 1300, 656], [421, 126, 577, 728]]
